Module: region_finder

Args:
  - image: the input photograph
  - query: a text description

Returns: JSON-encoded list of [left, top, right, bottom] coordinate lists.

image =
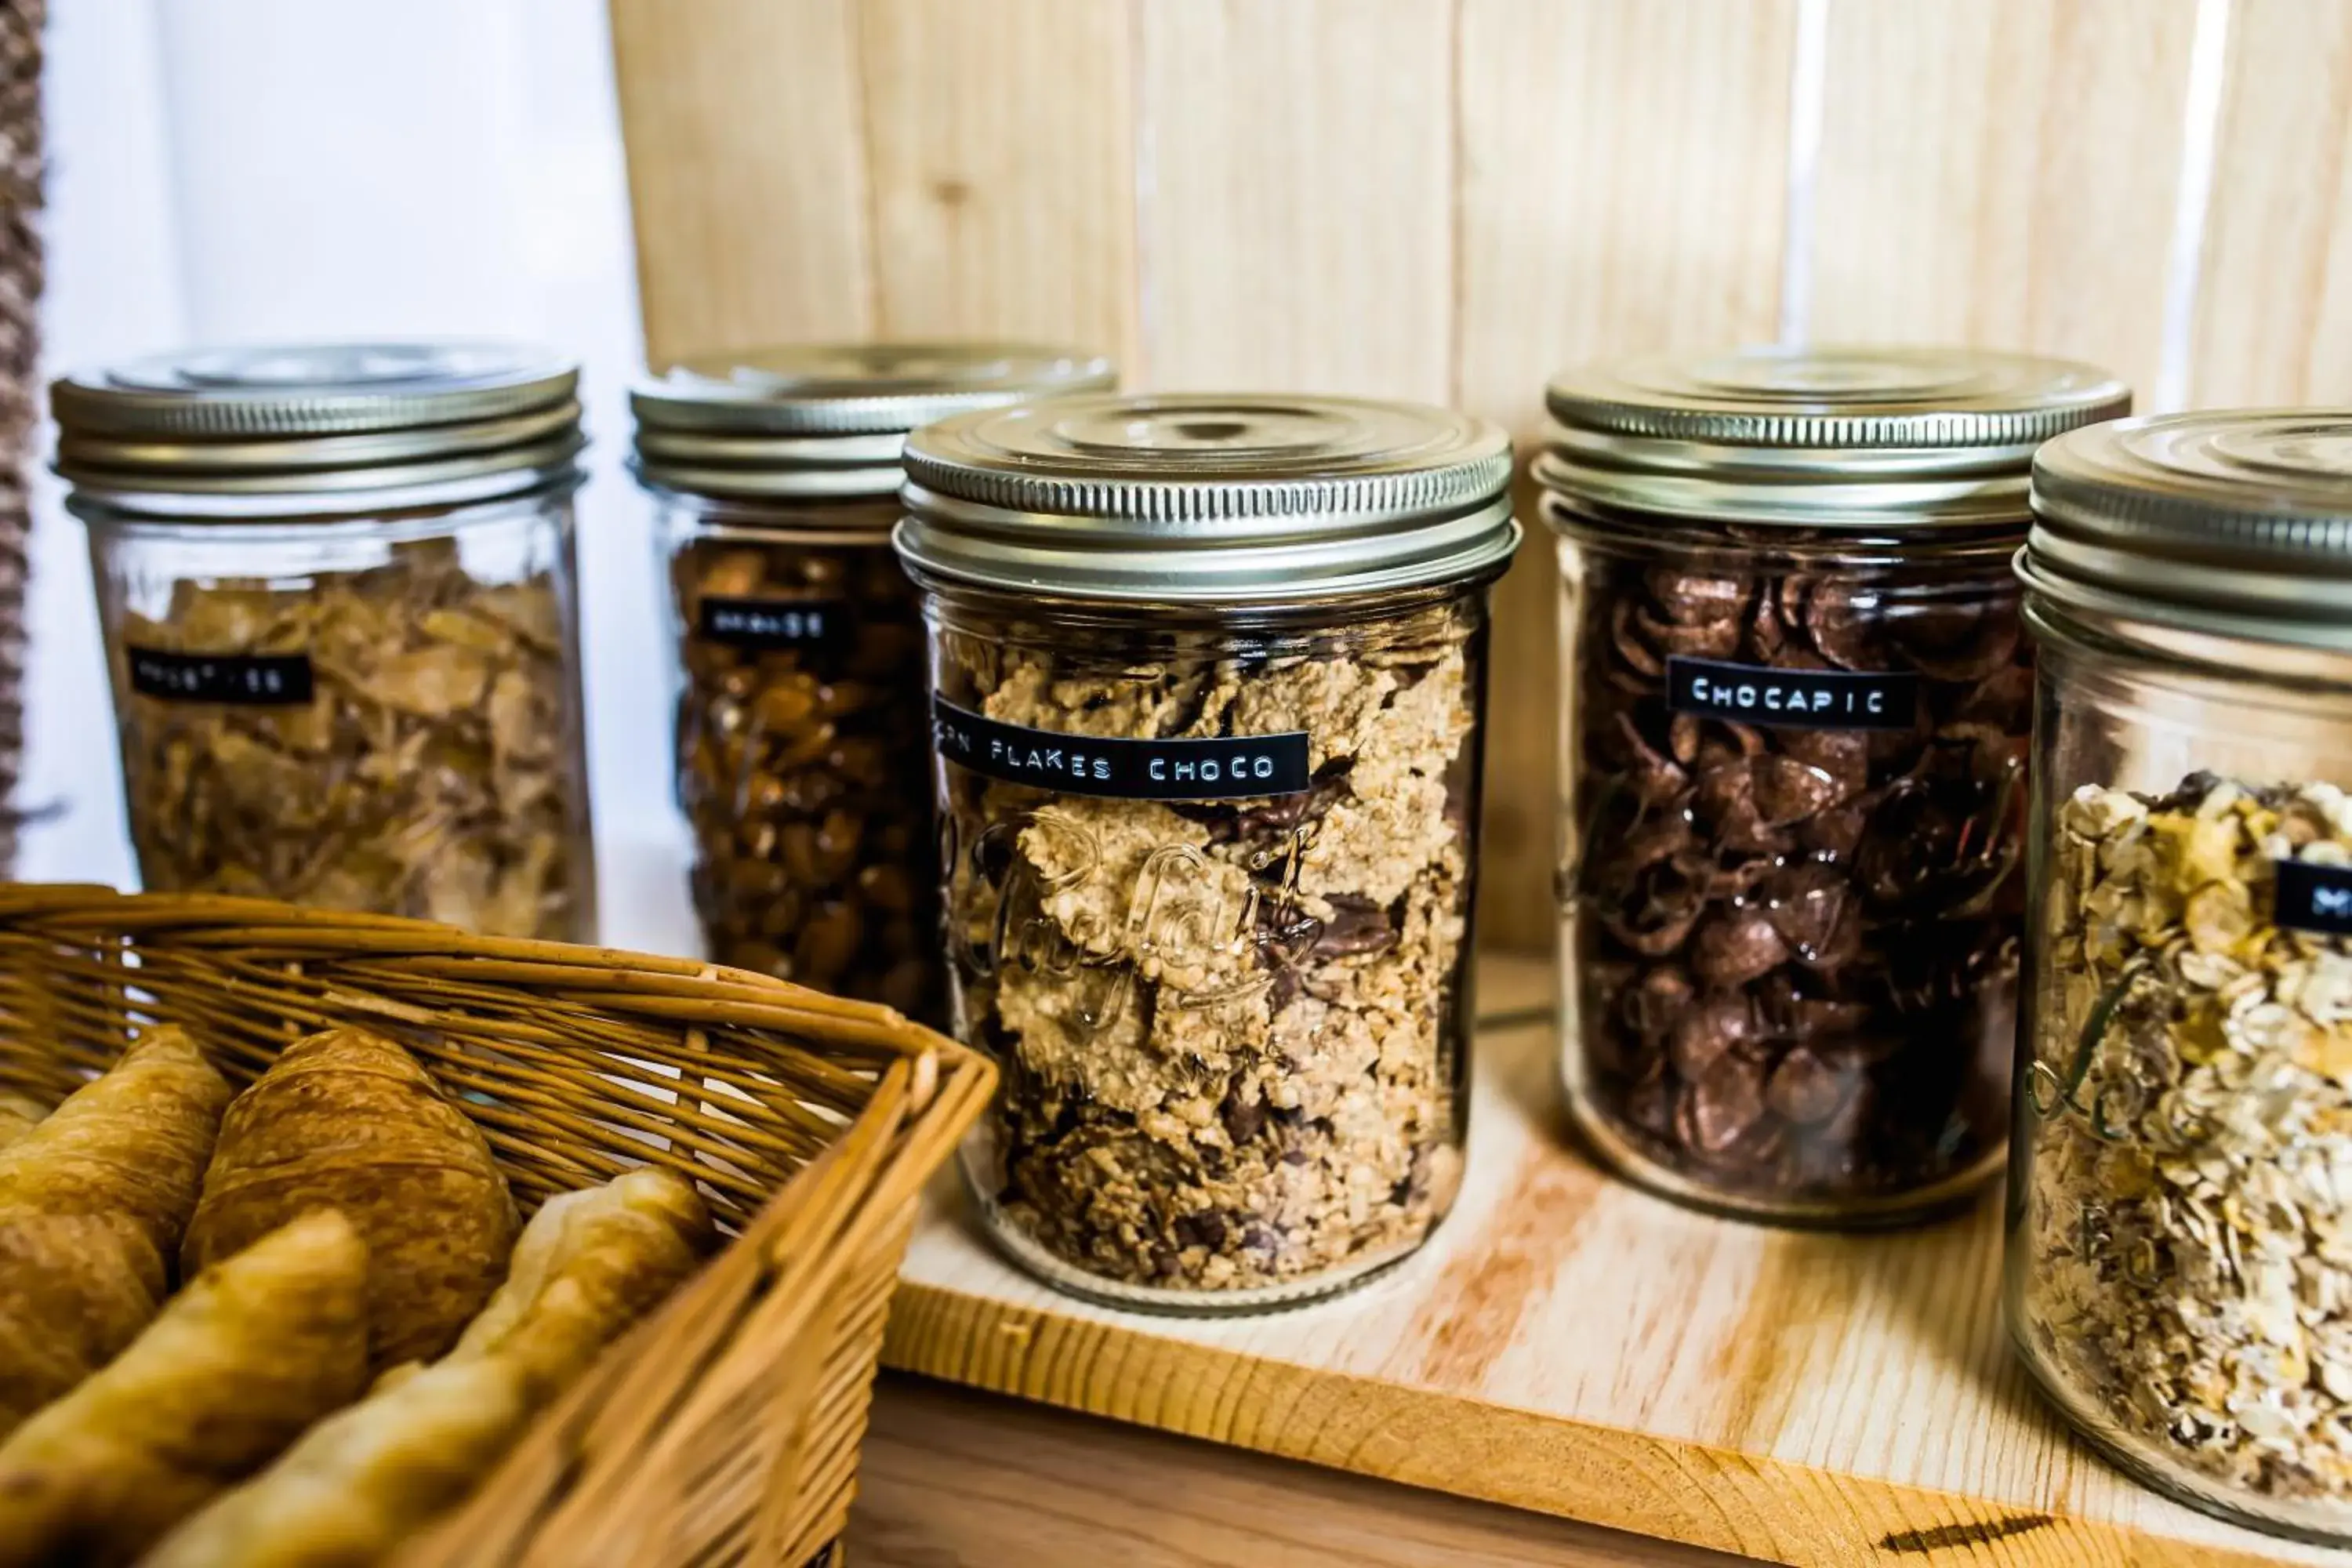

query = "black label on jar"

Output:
[[695, 596, 851, 652], [2274, 858, 2352, 936], [931, 695, 1310, 800], [1665, 655, 1918, 732], [127, 648, 314, 706]]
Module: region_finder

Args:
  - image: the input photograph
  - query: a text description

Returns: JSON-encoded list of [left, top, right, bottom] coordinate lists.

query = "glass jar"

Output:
[[2010, 410, 2352, 1544], [53, 343, 597, 941], [1541, 347, 2130, 1225], [631, 343, 1114, 1022], [896, 394, 1517, 1312]]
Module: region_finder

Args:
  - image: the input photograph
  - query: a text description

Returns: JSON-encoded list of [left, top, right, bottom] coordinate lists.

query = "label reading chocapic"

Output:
[[2275, 858, 2352, 938], [1664, 655, 1919, 732], [931, 695, 1310, 800], [126, 648, 314, 706], [695, 596, 851, 653]]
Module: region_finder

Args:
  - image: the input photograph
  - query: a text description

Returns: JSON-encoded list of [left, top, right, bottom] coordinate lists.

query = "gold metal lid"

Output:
[[895, 393, 1517, 603], [52, 341, 583, 514], [1538, 345, 2131, 529], [2024, 409, 2352, 648], [630, 341, 1116, 500]]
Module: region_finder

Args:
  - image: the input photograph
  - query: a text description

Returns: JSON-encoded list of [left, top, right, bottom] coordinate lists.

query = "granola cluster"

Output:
[[938, 604, 1479, 1296], [2023, 773, 2352, 1505]]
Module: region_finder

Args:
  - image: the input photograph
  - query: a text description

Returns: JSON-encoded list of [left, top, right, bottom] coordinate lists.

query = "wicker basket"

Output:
[[0, 884, 993, 1566]]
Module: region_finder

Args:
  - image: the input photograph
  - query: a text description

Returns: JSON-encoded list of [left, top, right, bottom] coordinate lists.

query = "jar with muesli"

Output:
[[54, 342, 597, 940], [2012, 409, 2352, 1544], [631, 343, 1112, 1021], [895, 394, 1516, 1312], [1541, 347, 2129, 1225]]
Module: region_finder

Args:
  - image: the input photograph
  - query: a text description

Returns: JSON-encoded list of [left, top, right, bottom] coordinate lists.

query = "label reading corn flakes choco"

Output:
[[931, 695, 1308, 800]]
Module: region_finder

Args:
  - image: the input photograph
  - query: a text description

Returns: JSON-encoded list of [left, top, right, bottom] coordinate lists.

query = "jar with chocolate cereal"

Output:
[[896, 393, 1516, 1312], [631, 343, 1113, 1022], [1539, 347, 2130, 1226]]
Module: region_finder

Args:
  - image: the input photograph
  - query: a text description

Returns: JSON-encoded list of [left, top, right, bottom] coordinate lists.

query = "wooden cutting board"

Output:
[[884, 956, 2326, 1567]]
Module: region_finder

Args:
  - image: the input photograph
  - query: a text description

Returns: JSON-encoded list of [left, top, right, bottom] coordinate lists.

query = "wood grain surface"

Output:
[[2191, 0, 2352, 405], [1809, 0, 2198, 401], [882, 956, 2323, 1568], [850, 1374, 1750, 1567], [611, 1, 2352, 956], [1455, 0, 1799, 963], [856, 0, 1140, 369]]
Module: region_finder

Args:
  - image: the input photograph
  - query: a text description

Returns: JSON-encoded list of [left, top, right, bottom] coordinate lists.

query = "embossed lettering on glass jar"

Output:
[[632, 343, 1112, 1022], [54, 342, 598, 939], [897, 394, 1517, 1312], [2013, 411, 2352, 1546], [1541, 347, 2129, 1225]]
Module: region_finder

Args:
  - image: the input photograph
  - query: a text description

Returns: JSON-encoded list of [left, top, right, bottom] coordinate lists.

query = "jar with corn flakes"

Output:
[[897, 393, 1516, 1312]]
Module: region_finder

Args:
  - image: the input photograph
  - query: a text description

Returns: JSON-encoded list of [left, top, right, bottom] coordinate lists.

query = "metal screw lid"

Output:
[[895, 393, 1518, 603], [630, 341, 1115, 502], [2024, 408, 2352, 649], [51, 340, 584, 514], [1538, 345, 2131, 529]]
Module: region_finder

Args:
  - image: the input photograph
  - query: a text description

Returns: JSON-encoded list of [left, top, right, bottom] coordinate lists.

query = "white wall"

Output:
[[30, 0, 693, 953]]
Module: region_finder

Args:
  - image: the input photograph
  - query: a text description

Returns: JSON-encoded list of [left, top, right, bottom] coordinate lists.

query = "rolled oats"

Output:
[[2021, 772, 2352, 1506]]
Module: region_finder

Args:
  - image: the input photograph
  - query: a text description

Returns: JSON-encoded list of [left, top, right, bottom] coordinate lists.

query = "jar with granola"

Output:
[[54, 342, 597, 940], [632, 343, 1112, 1021], [1541, 347, 2129, 1225], [2012, 409, 2352, 1544], [896, 394, 1516, 1312]]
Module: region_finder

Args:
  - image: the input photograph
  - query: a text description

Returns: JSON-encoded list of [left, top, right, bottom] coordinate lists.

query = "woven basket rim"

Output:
[[0, 883, 998, 1566]]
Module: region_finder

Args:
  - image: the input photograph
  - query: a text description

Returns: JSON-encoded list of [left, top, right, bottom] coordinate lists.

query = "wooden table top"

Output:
[[848, 1373, 1750, 1567]]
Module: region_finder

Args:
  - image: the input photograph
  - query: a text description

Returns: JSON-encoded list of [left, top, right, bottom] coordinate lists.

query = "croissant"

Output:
[[0, 1026, 230, 1436], [149, 1169, 713, 1567], [185, 1027, 518, 1372], [0, 1208, 370, 1568], [0, 1091, 42, 1149], [441, 1165, 713, 1395]]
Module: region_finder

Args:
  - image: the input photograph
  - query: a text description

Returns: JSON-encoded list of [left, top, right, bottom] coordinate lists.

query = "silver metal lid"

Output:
[[1538, 345, 2131, 529], [894, 393, 1518, 602], [52, 341, 583, 514], [2024, 409, 2352, 648], [630, 341, 1115, 501]]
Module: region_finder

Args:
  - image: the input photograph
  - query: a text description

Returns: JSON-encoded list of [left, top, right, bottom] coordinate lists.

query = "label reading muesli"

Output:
[[695, 596, 851, 653], [931, 695, 1309, 800], [2274, 858, 2352, 937], [1665, 655, 1918, 732], [127, 648, 314, 706]]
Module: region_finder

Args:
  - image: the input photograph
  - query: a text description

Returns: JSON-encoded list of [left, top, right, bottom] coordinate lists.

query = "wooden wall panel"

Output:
[[1810, 0, 2199, 402], [856, 0, 1139, 372], [1135, 0, 1454, 400], [607, 0, 2292, 953], [2191, 0, 2352, 405], [609, 0, 870, 366], [1456, 0, 1799, 953]]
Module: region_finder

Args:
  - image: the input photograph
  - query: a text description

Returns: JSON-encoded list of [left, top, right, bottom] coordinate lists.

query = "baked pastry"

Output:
[[0, 1208, 370, 1567], [184, 1028, 518, 1371], [438, 1166, 712, 1394], [0, 1091, 43, 1150], [0, 1026, 230, 1436], [150, 1170, 713, 1567]]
